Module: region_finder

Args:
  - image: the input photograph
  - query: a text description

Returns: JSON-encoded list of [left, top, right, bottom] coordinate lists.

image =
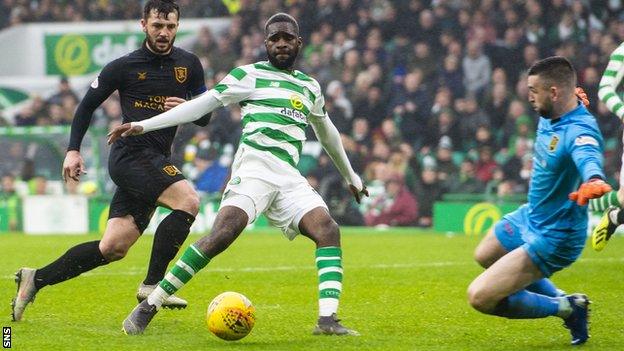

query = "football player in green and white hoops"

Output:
[[590, 42, 624, 250], [109, 12, 368, 336]]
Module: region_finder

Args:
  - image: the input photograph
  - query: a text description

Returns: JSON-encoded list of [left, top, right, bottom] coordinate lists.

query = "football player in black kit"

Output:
[[11, 0, 211, 321]]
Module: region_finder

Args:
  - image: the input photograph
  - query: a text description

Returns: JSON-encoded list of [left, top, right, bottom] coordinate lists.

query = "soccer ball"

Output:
[[206, 291, 256, 341]]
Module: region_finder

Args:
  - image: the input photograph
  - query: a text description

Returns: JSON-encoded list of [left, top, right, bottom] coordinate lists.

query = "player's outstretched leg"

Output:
[[588, 190, 619, 212], [123, 243, 211, 334], [122, 299, 159, 335], [12, 240, 110, 321], [122, 206, 247, 335], [136, 210, 195, 310], [11, 268, 38, 321], [592, 207, 620, 251], [563, 294, 591, 345], [136, 283, 187, 309], [312, 247, 359, 336], [299, 207, 359, 336]]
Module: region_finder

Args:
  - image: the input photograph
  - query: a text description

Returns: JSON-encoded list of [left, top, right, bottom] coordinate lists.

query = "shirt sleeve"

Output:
[[310, 81, 325, 117], [567, 125, 605, 182], [187, 55, 210, 126], [598, 43, 624, 120], [211, 66, 254, 106], [187, 55, 207, 97], [67, 59, 121, 151]]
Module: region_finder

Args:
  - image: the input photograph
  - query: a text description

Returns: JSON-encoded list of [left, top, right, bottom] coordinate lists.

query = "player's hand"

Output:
[[107, 123, 144, 145], [569, 179, 612, 206], [576, 87, 590, 107], [62, 150, 86, 182], [349, 183, 369, 204], [164, 96, 185, 111]]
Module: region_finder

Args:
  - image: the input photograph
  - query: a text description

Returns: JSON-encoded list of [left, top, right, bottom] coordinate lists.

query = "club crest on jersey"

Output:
[[548, 135, 559, 152], [163, 165, 181, 176], [290, 94, 304, 111], [174, 67, 187, 83]]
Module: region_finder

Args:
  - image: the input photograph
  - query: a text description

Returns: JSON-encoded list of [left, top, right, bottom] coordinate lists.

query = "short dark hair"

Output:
[[527, 56, 576, 89], [264, 12, 299, 34], [143, 0, 180, 20]]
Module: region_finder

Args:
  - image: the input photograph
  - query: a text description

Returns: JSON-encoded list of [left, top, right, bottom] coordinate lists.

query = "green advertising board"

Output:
[[433, 201, 522, 235], [44, 31, 190, 76]]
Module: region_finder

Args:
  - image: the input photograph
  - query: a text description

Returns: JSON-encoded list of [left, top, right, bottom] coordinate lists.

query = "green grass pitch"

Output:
[[1, 228, 623, 350]]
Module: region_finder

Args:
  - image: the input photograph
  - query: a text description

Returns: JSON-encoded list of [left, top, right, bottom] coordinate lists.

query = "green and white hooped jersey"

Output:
[[600, 42, 624, 120], [212, 61, 325, 169]]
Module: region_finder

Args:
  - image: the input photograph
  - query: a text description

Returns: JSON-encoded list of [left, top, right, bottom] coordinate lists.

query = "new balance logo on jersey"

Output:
[[269, 81, 280, 88]]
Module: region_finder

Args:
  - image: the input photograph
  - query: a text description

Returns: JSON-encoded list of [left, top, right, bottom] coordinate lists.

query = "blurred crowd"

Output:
[[0, 0, 229, 28], [3, 0, 624, 228]]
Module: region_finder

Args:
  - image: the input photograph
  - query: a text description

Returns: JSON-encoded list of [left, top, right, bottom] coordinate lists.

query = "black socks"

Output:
[[34, 240, 108, 290], [143, 210, 195, 285]]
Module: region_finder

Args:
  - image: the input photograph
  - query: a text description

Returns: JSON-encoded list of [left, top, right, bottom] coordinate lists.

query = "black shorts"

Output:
[[107, 146, 185, 233]]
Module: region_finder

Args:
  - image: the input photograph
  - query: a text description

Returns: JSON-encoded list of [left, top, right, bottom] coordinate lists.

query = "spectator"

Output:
[[452, 160, 485, 194], [456, 96, 490, 149], [0, 173, 19, 230], [462, 40, 492, 98], [437, 54, 464, 99], [414, 166, 442, 228], [483, 83, 511, 130], [434, 136, 459, 191], [192, 147, 228, 196], [475, 146, 498, 183], [29, 175, 48, 195], [48, 77, 78, 106], [424, 108, 461, 152], [364, 176, 418, 227]]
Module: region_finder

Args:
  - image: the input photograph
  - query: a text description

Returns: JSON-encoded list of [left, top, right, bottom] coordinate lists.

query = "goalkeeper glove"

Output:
[[576, 87, 590, 107], [569, 178, 612, 206]]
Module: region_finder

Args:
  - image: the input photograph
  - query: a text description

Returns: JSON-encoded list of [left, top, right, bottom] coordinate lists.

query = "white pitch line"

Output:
[[3, 257, 622, 279]]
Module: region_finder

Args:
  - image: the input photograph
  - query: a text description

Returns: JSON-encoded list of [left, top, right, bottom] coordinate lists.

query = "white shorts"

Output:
[[219, 145, 328, 240]]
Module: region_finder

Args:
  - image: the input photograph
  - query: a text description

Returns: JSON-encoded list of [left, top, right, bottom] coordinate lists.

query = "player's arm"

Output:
[[598, 43, 624, 120], [567, 129, 612, 205], [308, 112, 368, 203], [107, 66, 252, 143], [64, 63, 119, 182], [107, 90, 223, 143]]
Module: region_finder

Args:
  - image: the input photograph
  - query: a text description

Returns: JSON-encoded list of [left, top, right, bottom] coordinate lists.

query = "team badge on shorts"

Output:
[[229, 176, 241, 185], [174, 67, 187, 83], [163, 165, 181, 176]]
